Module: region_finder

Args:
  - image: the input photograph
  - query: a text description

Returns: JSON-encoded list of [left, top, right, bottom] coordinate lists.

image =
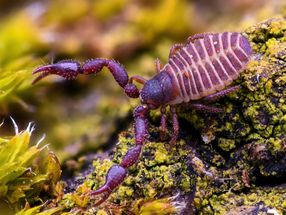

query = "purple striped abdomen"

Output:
[[165, 32, 251, 103]]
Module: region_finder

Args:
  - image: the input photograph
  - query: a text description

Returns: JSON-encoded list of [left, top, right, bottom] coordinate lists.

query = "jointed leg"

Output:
[[129, 75, 147, 85], [90, 105, 149, 206], [202, 85, 241, 103], [33, 59, 143, 98], [188, 103, 223, 113], [188, 85, 241, 113], [155, 58, 163, 73], [170, 106, 179, 146], [160, 106, 167, 140]]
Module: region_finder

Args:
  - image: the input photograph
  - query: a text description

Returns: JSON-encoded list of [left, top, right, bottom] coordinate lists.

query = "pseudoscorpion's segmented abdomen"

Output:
[[166, 32, 252, 102]]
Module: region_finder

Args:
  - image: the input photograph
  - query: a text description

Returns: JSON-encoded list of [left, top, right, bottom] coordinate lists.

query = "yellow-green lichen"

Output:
[[208, 187, 285, 214], [218, 138, 236, 151]]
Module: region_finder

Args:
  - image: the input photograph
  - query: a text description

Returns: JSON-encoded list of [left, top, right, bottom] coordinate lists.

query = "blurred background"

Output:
[[0, 0, 285, 162]]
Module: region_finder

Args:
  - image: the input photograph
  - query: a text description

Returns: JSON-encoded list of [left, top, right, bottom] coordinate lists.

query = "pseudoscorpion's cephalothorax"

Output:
[[33, 32, 252, 206]]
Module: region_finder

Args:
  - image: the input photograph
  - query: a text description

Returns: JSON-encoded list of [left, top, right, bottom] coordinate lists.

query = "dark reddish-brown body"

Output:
[[32, 32, 252, 206]]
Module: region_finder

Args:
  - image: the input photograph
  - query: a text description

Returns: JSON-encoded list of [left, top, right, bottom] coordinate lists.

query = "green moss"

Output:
[[0, 123, 62, 213], [0, 12, 43, 104]]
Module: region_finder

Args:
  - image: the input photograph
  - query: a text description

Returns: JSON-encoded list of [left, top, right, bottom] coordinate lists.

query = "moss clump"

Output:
[[0, 123, 62, 213]]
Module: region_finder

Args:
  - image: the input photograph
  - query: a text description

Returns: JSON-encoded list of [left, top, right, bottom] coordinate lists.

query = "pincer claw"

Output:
[[32, 60, 81, 84], [90, 165, 127, 206]]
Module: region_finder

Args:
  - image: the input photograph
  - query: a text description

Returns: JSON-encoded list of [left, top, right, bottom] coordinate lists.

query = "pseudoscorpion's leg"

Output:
[[188, 103, 223, 113], [90, 105, 149, 206], [155, 58, 163, 73], [32, 59, 143, 99], [170, 106, 179, 146], [202, 85, 241, 103], [189, 85, 241, 113], [160, 105, 167, 140], [129, 75, 147, 85]]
